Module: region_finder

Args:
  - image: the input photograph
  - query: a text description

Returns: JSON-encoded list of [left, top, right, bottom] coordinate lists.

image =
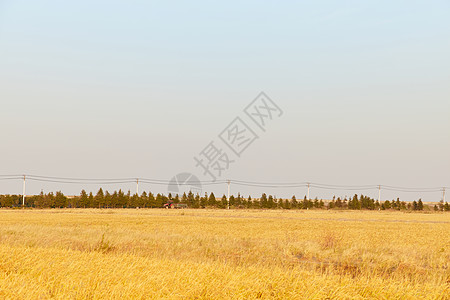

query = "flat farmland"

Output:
[[0, 209, 449, 299]]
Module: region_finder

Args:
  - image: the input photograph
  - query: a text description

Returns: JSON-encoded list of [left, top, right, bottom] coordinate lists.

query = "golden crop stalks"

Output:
[[0, 209, 448, 299]]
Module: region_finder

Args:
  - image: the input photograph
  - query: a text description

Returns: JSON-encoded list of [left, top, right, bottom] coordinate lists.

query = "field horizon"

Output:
[[0, 209, 449, 299]]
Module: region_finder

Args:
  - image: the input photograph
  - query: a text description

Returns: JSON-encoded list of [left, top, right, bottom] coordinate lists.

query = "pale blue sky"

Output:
[[0, 1, 449, 201]]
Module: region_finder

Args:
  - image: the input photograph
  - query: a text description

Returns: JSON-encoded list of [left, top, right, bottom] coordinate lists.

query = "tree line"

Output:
[[0, 189, 449, 211]]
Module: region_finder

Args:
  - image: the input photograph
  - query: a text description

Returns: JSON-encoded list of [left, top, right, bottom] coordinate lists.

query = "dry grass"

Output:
[[0, 209, 449, 299]]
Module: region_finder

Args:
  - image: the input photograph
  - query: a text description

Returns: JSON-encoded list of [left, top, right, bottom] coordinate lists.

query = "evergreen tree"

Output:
[[319, 199, 325, 208], [268, 195, 275, 209], [140, 191, 148, 208], [278, 197, 285, 209], [187, 191, 195, 207], [200, 193, 208, 208], [129, 193, 139, 208], [396, 198, 401, 210], [400, 201, 407, 210], [125, 190, 131, 207], [208, 192, 217, 207], [193, 194, 200, 208], [336, 197, 343, 209], [148, 192, 155, 207], [241, 196, 248, 208], [79, 190, 88, 208], [313, 198, 319, 208], [260, 193, 268, 208], [161, 194, 169, 207], [155, 194, 164, 207], [291, 196, 298, 209], [104, 191, 112, 208], [354, 194, 361, 209], [302, 196, 308, 209], [111, 191, 118, 208], [87, 192, 94, 208], [236, 193, 242, 207], [328, 199, 335, 209], [220, 195, 228, 209], [46, 192, 56, 208], [94, 188, 105, 208], [181, 192, 188, 204], [117, 190, 126, 208], [34, 191, 46, 208], [391, 199, 396, 210], [229, 195, 236, 207], [375, 200, 380, 210], [417, 199, 424, 211]]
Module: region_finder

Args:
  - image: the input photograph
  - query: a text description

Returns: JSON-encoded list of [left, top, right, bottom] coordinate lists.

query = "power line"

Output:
[[231, 182, 307, 188], [309, 185, 377, 191], [24, 175, 226, 185], [27, 178, 136, 185], [230, 179, 308, 186], [0, 174, 447, 193], [310, 182, 376, 189], [382, 187, 442, 193], [0, 177, 22, 181], [26, 174, 137, 182], [140, 179, 227, 185], [381, 184, 441, 191]]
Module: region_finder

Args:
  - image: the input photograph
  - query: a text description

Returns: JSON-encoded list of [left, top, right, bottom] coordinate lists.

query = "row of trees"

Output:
[[1, 189, 449, 211], [328, 195, 432, 211]]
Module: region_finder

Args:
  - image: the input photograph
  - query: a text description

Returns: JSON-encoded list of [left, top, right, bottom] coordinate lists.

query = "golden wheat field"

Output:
[[0, 209, 448, 299]]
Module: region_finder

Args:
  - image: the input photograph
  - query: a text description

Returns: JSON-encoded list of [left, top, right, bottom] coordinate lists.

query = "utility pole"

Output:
[[378, 185, 381, 206], [443, 187, 446, 205], [22, 175, 26, 208], [227, 180, 230, 209], [136, 178, 139, 195], [307, 182, 310, 200]]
